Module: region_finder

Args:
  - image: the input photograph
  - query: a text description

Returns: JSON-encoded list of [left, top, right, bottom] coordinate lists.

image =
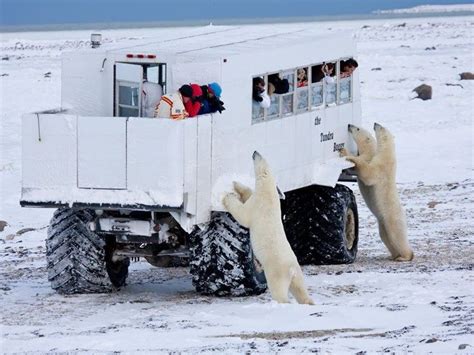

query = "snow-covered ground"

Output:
[[1, 14, 473, 353]]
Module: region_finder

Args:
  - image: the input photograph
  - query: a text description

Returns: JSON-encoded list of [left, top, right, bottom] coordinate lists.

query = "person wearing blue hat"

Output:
[[198, 82, 225, 115]]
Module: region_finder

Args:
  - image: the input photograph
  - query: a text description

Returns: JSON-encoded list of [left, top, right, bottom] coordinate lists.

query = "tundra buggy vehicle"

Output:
[[21, 26, 360, 295]]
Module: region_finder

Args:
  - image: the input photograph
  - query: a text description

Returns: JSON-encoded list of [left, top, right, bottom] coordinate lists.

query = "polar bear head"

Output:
[[348, 124, 377, 159], [253, 151, 272, 179], [374, 122, 395, 151], [252, 151, 278, 196]]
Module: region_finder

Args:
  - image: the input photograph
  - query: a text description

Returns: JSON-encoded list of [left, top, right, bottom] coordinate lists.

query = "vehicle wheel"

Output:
[[189, 212, 267, 296], [282, 184, 358, 265], [46, 208, 129, 294]]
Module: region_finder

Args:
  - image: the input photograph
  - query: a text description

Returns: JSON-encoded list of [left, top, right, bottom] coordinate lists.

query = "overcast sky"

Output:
[[1, 0, 472, 26]]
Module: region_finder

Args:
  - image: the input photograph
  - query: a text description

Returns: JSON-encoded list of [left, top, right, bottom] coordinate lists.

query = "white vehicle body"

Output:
[[21, 26, 360, 232]]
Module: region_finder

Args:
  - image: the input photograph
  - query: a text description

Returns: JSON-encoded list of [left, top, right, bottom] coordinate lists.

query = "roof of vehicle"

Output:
[[100, 25, 354, 63]]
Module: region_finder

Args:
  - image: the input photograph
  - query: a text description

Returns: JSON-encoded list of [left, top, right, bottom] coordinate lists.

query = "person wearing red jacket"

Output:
[[184, 84, 203, 117]]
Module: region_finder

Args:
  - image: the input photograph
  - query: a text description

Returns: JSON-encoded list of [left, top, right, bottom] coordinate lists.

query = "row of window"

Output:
[[252, 60, 353, 123]]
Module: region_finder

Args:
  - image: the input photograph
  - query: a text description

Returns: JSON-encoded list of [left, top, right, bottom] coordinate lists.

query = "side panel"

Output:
[[22, 114, 77, 189], [337, 103, 353, 154], [22, 114, 185, 208], [196, 115, 212, 224], [62, 52, 113, 117], [77, 116, 127, 189], [210, 40, 360, 209], [323, 106, 340, 161], [183, 118, 198, 216], [127, 118, 184, 206]]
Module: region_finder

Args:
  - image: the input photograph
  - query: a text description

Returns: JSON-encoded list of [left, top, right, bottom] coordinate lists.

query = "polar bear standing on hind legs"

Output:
[[222, 151, 314, 305], [341, 123, 414, 261]]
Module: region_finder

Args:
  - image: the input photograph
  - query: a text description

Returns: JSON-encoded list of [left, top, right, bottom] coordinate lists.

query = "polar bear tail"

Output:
[[289, 268, 315, 305]]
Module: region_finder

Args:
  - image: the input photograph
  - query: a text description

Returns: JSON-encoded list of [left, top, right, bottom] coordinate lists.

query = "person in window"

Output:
[[141, 80, 163, 118], [154, 84, 192, 120], [297, 68, 308, 87], [199, 82, 225, 115], [312, 63, 335, 83], [184, 84, 203, 118], [252, 77, 270, 108], [340, 59, 359, 78], [268, 74, 290, 95]]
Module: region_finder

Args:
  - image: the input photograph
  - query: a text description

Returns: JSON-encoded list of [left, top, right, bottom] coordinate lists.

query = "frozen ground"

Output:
[[1, 14, 473, 354]]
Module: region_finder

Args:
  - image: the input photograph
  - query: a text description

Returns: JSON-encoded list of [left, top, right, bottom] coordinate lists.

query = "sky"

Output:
[[1, 0, 473, 27]]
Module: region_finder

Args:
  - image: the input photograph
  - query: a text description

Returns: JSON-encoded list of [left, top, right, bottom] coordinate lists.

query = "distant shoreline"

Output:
[[1, 11, 472, 33]]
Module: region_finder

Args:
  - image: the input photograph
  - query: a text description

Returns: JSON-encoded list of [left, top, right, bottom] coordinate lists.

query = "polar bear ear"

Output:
[[277, 185, 286, 200]]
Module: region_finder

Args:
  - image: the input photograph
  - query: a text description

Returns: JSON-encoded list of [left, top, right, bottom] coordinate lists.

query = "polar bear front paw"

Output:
[[339, 148, 349, 157], [222, 192, 239, 209], [233, 181, 253, 202], [345, 156, 358, 165]]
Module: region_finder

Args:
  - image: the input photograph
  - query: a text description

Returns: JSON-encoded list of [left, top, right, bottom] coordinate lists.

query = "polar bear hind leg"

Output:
[[289, 268, 315, 305], [379, 218, 414, 261], [378, 221, 399, 259], [264, 268, 292, 303], [385, 215, 414, 261]]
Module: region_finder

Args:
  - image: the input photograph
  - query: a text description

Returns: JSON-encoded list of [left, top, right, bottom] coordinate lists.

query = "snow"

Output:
[[1, 14, 474, 353], [374, 4, 474, 14]]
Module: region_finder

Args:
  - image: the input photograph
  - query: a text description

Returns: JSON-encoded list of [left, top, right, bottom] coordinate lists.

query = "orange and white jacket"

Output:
[[154, 92, 189, 120]]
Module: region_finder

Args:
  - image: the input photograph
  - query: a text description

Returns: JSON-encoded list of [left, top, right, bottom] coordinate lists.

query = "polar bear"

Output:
[[341, 123, 414, 261], [222, 151, 314, 304], [340, 124, 378, 217]]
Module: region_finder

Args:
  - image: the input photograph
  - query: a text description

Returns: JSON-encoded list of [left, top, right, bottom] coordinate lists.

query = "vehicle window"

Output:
[[296, 67, 309, 112], [115, 62, 167, 118], [145, 65, 159, 84], [267, 93, 280, 119], [324, 62, 337, 106], [267, 73, 281, 119], [252, 76, 266, 122], [252, 104, 265, 122], [339, 76, 351, 104], [281, 71, 294, 116], [339, 58, 356, 104], [325, 80, 337, 105], [118, 82, 140, 117], [146, 63, 167, 94], [251, 57, 355, 122]]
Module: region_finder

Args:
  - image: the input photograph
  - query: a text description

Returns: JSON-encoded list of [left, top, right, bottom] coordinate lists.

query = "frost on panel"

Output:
[[252, 104, 264, 121], [339, 77, 351, 104], [311, 83, 323, 107], [325, 81, 337, 105], [267, 94, 279, 119], [282, 94, 293, 115], [296, 88, 308, 111], [281, 71, 295, 115]]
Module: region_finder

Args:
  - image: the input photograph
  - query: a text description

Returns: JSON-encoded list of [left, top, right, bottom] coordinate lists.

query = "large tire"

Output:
[[189, 212, 267, 296], [46, 208, 129, 294], [282, 184, 358, 265]]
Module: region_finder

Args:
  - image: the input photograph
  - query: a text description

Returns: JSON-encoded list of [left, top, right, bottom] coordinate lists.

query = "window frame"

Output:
[[116, 80, 141, 117], [250, 57, 356, 124], [337, 57, 354, 105], [113, 62, 167, 118]]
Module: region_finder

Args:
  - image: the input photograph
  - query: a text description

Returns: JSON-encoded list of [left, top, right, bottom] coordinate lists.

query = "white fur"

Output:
[[341, 124, 414, 261], [222, 153, 314, 304]]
